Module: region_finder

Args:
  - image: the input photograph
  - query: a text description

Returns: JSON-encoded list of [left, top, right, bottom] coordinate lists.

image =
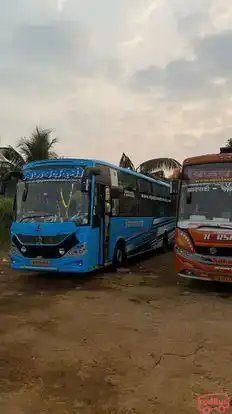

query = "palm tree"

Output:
[[0, 127, 58, 190], [1, 127, 58, 172], [225, 138, 232, 148], [17, 126, 58, 162], [0, 146, 25, 171], [119, 153, 181, 179], [119, 153, 135, 170]]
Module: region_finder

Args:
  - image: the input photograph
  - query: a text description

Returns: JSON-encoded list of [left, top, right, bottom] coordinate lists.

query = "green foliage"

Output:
[[0, 197, 13, 248], [137, 158, 182, 173], [118, 153, 181, 179], [119, 153, 135, 170], [226, 138, 232, 148], [17, 126, 58, 162], [1, 126, 58, 176], [0, 126, 58, 195]]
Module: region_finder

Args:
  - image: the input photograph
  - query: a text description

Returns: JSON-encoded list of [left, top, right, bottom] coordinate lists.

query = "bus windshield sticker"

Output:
[[184, 167, 232, 182], [23, 167, 84, 181]]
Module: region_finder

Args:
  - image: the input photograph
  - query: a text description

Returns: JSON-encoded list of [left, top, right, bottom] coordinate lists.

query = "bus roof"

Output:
[[183, 152, 232, 165], [23, 158, 170, 187]]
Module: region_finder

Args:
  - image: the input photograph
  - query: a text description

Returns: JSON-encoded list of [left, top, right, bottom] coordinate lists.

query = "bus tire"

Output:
[[113, 241, 126, 268], [161, 232, 169, 253]]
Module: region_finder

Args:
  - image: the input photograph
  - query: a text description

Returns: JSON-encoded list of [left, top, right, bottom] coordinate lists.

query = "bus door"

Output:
[[93, 183, 111, 265]]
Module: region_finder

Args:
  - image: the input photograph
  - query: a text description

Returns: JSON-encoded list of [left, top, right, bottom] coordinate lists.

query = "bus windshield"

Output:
[[179, 163, 232, 222], [16, 180, 89, 224]]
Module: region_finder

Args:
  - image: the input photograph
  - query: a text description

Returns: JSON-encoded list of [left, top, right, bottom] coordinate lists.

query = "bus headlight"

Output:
[[65, 243, 87, 257], [11, 244, 22, 256], [175, 229, 195, 253]]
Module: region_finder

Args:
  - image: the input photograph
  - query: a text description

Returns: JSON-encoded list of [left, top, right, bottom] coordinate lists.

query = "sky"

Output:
[[1, 0, 232, 166]]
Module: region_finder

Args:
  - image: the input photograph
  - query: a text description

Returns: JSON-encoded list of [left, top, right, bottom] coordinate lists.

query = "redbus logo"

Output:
[[197, 393, 230, 413]]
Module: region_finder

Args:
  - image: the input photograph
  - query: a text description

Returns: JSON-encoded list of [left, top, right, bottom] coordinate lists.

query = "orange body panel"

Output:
[[175, 224, 232, 282], [183, 152, 232, 165], [175, 153, 232, 282]]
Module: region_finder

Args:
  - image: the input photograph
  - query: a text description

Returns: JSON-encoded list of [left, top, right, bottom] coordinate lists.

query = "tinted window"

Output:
[[118, 172, 137, 191], [138, 197, 153, 216], [138, 178, 151, 194], [152, 183, 169, 198], [119, 191, 138, 216], [151, 183, 158, 195]]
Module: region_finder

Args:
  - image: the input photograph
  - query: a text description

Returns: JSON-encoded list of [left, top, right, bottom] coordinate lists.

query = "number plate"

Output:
[[32, 260, 49, 266], [216, 276, 232, 282]]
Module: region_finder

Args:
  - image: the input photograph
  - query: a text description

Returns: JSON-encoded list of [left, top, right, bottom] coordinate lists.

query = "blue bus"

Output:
[[9, 158, 176, 273]]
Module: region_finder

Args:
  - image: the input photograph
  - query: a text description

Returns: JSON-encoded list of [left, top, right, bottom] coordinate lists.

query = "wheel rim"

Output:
[[116, 248, 123, 263]]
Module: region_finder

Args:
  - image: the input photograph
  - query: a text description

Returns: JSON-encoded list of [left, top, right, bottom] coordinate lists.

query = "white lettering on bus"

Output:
[[204, 233, 232, 241]]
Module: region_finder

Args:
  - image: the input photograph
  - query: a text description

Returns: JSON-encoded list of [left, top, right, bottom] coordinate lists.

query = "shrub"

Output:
[[0, 197, 13, 248]]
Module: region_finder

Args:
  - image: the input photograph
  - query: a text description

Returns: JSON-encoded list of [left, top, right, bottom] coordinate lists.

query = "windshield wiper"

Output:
[[19, 214, 56, 223]]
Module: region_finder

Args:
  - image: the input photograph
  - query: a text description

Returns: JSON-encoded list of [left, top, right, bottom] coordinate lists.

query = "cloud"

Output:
[[1, 0, 232, 165], [132, 30, 232, 101], [196, 31, 232, 76]]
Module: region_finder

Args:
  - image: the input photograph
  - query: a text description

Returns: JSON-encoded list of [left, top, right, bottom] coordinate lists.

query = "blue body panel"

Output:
[[10, 158, 175, 273], [10, 221, 100, 273], [108, 216, 175, 260]]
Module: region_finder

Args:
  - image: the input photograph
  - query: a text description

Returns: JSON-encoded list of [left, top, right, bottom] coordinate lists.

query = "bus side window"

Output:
[[138, 197, 153, 216], [152, 200, 158, 217], [159, 203, 165, 217]]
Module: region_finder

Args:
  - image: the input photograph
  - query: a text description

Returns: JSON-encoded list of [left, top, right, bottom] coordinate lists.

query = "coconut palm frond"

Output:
[[137, 158, 181, 173], [119, 153, 135, 170]]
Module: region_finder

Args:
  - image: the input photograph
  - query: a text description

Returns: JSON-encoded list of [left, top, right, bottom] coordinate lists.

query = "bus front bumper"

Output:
[[176, 247, 232, 282], [10, 255, 96, 273]]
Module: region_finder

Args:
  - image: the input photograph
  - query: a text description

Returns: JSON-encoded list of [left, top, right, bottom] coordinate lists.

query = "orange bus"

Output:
[[171, 147, 232, 283]]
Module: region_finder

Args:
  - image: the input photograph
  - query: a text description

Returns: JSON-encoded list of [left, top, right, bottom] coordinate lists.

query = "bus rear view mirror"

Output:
[[81, 178, 90, 193], [170, 179, 179, 195], [22, 183, 28, 202]]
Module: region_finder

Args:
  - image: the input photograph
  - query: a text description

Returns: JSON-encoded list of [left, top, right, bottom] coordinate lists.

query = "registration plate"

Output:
[[32, 260, 49, 266], [216, 276, 232, 282]]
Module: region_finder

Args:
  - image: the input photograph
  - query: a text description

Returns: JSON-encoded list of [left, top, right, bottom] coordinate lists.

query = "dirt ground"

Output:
[[0, 250, 232, 413]]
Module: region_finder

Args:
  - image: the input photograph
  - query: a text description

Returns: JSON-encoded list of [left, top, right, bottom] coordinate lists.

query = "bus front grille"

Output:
[[16, 234, 69, 245], [195, 246, 232, 257], [12, 233, 78, 259]]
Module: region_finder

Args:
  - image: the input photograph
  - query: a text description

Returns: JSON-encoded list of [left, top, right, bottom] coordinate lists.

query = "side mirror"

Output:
[[81, 178, 90, 193], [81, 167, 100, 192], [22, 184, 28, 202], [170, 179, 179, 195]]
